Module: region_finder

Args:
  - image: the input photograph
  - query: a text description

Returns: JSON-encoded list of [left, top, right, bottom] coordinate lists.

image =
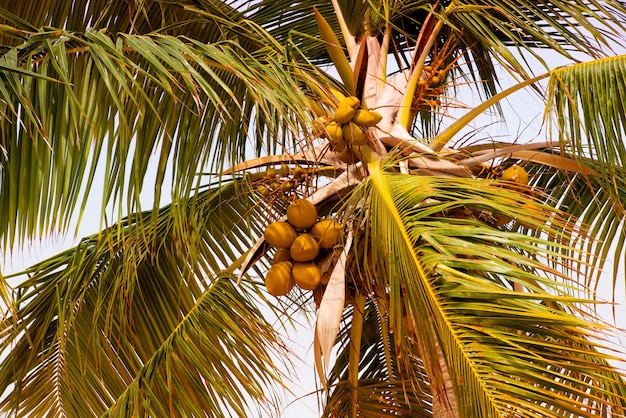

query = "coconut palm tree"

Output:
[[2, 0, 626, 416]]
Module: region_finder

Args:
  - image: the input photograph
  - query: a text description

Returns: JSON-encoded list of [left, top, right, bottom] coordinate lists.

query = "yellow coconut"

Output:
[[269, 181, 280, 191], [339, 95, 361, 109], [278, 164, 290, 176], [293, 166, 305, 179], [264, 222, 298, 248], [312, 116, 330, 138], [290, 233, 320, 262], [257, 185, 270, 196], [500, 165, 529, 185], [334, 104, 356, 124], [287, 199, 318, 230], [311, 219, 343, 248], [280, 181, 294, 193], [292, 262, 322, 290], [343, 122, 368, 146], [330, 139, 348, 153], [333, 106, 355, 123], [352, 109, 382, 127], [325, 122, 343, 144], [272, 248, 292, 264], [265, 261, 295, 296]]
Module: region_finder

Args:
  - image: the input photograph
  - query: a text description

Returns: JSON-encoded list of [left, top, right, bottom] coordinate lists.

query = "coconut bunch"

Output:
[[417, 66, 448, 110], [314, 95, 382, 153], [250, 163, 311, 199], [263, 198, 343, 297]]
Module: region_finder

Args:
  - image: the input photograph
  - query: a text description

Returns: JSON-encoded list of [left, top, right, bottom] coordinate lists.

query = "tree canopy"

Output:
[[2, 1, 626, 417]]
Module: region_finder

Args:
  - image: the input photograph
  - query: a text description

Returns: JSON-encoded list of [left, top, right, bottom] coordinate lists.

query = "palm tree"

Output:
[[2, 0, 626, 416]]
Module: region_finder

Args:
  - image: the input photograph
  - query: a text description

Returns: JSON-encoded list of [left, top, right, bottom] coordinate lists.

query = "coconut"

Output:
[[257, 185, 269, 196], [287, 199, 318, 230], [325, 122, 343, 144], [264, 222, 298, 248], [292, 262, 322, 290], [265, 261, 295, 296], [272, 248, 292, 264], [500, 165, 529, 185], [342, 122, 368, 146], [334, 104, 356, 124], [352, 109, 382, 127], [330, 139, 348, 153], [339, 95, 360, 109], [311, 219, 343, 248], [290, 233, 320, 262]]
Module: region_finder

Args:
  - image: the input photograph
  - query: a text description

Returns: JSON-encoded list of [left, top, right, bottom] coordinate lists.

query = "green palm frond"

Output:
[[0, 20, 313, 250], [485, 154, 624, 291], [0, 1, 241, 39], [541, 56, 626, 287], [378, 0, 626, 95], [3, 0, 626, 251], [0, 180, 292, 417], [103, 276, 288, 418], [548, 56, 626, 179], [247, 0, 626, 103], [246, 0, 339, 64], [359, 163, 626, 417]]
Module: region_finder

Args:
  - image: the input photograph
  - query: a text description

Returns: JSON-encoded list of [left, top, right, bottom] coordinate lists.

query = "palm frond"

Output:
[[0, 180, 292, 417], [378, 0, 626, 98], [2, 2, 626, 417], [0, 1, 242, 40], [102, 276, 288, 418], [246, 0, 339, 64], [361, 164, 626, 417], [545, 55, 626, 290], [323, 298, 432, 417], [0, 22, 314, 250]]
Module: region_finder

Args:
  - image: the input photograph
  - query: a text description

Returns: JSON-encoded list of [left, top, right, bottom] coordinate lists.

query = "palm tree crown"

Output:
[[2, 1, 626, 417]]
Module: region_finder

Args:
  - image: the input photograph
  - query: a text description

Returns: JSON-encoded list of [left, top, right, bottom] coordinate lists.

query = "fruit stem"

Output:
[[353, 144, 380, 164]]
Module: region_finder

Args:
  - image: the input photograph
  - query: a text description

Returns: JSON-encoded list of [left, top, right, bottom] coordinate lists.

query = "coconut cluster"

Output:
[[416, 66, 447, 110], [263, 198, 343, 297], [314, 96, 382, 153], [253, 164, 310, 200]]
